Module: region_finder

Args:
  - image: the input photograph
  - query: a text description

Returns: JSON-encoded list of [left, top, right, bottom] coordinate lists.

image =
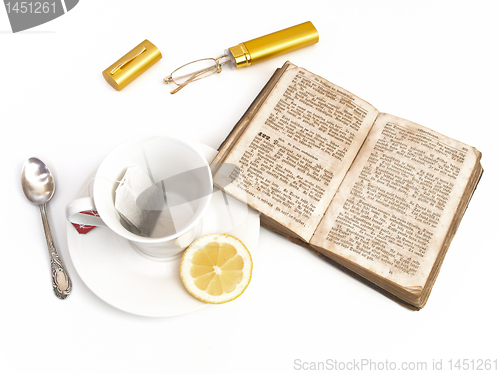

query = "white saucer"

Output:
[[66, 143, 260, 317]]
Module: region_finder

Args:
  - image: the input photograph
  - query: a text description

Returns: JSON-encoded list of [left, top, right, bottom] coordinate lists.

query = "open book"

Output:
[[212, 61, 482, 309]]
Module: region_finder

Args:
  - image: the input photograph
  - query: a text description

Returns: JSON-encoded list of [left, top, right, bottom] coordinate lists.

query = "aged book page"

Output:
[[310, 113, 482, 304], [213, 64, 288, 163], [213, 63, 379, 242]]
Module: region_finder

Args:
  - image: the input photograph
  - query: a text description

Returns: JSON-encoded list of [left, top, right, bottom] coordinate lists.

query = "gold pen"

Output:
[[227, 21, 319, 68]]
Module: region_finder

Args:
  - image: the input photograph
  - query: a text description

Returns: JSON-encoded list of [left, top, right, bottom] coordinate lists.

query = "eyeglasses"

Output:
[[163, 55, 230, 94]]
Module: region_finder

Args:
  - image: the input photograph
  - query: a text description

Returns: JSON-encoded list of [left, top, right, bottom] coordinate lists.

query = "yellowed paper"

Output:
[[213, 64, 379, 241], [311, 114, 481, 293]]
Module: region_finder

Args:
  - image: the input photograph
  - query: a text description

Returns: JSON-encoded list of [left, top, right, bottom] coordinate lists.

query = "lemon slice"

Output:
[[180, 233, 253, 304]]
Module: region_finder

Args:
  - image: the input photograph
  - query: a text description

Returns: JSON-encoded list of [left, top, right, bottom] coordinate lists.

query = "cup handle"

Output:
[[65, 197, 106, 226]]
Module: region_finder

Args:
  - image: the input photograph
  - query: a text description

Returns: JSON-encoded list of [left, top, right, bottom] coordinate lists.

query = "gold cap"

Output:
[[228, 21, 319, 69], [102, 39, 162, 91]]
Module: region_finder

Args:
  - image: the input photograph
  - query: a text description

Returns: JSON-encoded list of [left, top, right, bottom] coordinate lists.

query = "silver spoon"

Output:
[[21, 157, 72, 299]]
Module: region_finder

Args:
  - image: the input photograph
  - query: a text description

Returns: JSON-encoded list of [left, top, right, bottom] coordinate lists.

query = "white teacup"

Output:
[[65, 136, 213, 258]]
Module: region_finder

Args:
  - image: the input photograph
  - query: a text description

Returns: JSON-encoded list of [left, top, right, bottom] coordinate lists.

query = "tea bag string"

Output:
[[86, 176, 124, 198], [86, 174, 171, 202]]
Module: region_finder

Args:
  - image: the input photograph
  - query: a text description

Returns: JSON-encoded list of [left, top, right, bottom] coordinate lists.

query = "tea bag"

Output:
[[114, 166, 165, 236]]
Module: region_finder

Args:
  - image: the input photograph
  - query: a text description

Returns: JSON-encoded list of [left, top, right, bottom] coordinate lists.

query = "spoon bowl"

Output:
[[21, 157, 72, 299], [21, 158, 55, 205]]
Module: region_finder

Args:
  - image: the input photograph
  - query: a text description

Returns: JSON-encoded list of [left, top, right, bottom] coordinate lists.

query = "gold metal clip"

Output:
[[110, 47, 146, 75]]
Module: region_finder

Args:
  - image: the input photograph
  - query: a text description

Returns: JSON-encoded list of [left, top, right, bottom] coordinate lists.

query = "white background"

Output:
[[1, 1, 499, 373]]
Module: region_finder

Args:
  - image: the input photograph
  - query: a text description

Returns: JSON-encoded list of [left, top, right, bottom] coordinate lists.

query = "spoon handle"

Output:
[[39, 204, 72, 299]]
